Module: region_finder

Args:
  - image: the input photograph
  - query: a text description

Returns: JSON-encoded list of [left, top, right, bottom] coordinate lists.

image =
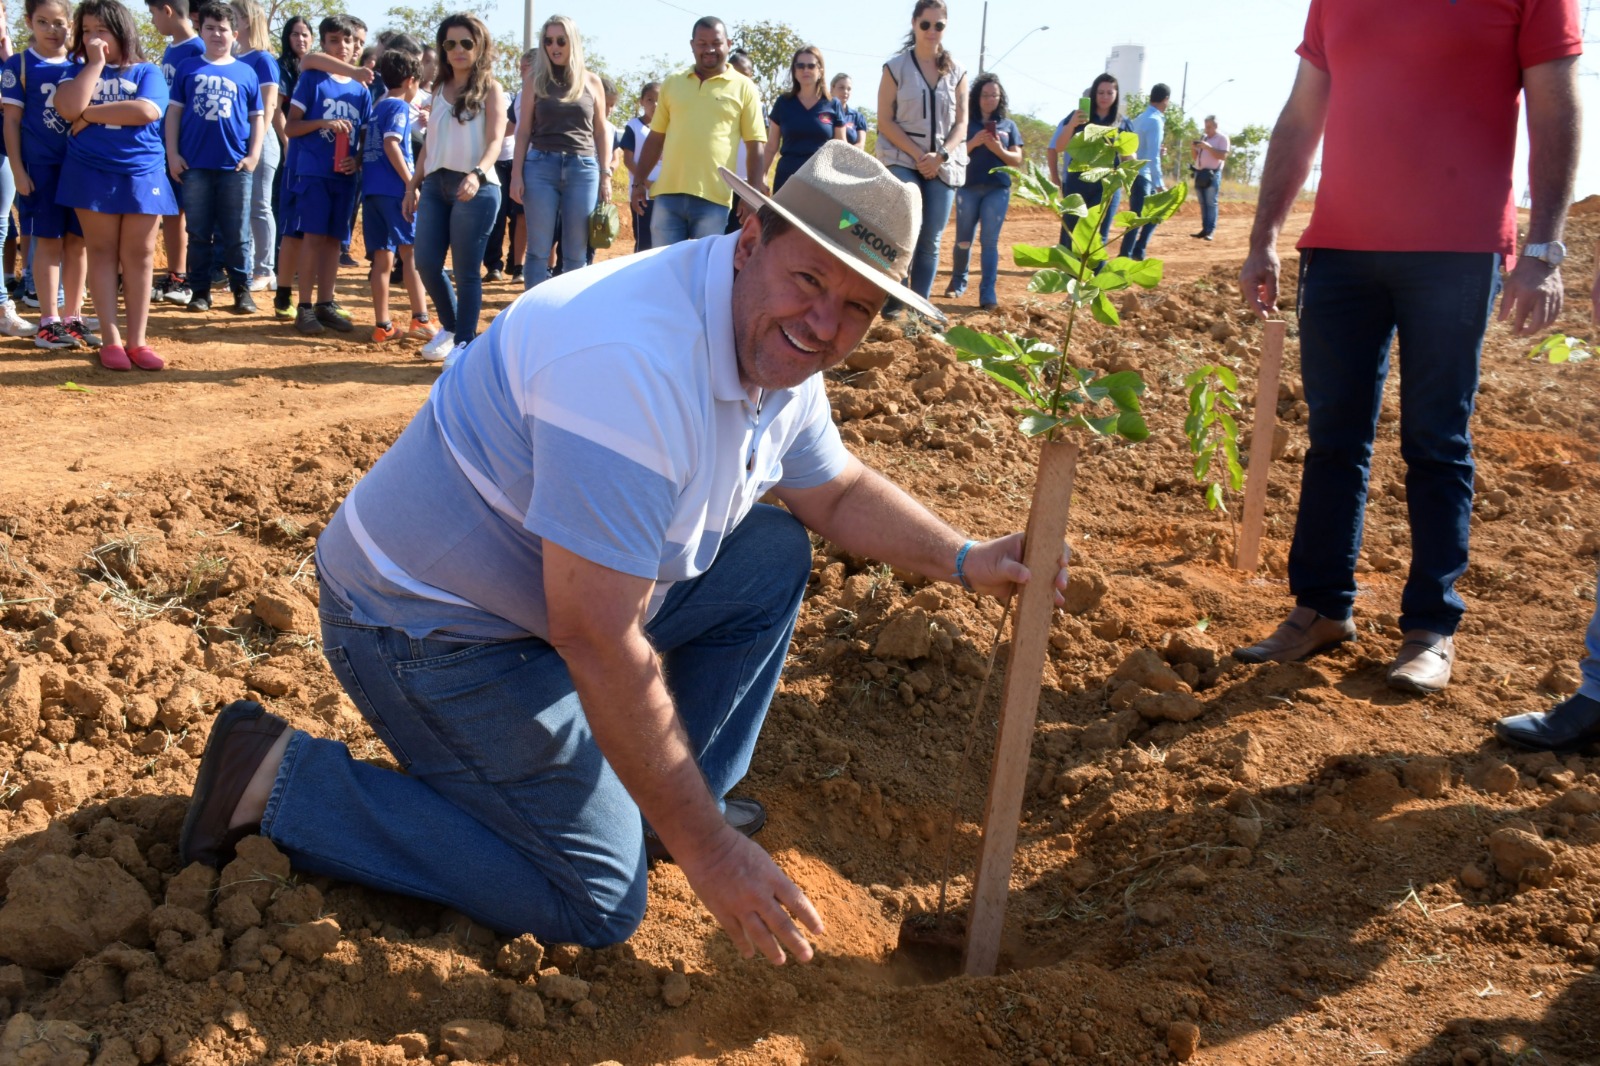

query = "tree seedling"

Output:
[[1528, 334, 1591, 364], [1183, 365, 1244, 513], [933, 121, 1187, 978]]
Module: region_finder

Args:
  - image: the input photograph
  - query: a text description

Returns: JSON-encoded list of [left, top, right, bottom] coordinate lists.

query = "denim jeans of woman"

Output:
[[414, 169, 501, 343], [1288, 249, 1501, 636], [885, 166, 956, 301], [948, 183, 1010, 306], [522, 148, 598, 289], [262, 505, 811, 945], [0, 158, 15, 308], [248, 132, 279, 279]]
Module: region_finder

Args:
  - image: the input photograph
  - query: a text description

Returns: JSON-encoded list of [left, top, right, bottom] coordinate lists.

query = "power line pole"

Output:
[[978, 1, 990, 75], [1179, 61, 1188, 110], [524, 0, 535, 55]]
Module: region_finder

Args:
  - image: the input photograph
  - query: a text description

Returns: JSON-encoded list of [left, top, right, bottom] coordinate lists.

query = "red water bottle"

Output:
[[334, 128, 349, 171]]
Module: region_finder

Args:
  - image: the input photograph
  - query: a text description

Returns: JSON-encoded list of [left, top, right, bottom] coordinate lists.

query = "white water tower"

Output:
[[1104, 43, 1145, 96]]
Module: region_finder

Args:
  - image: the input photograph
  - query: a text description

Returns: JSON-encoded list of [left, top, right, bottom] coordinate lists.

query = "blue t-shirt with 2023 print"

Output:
[[362, 95, 412, 197], [171, 55, 263, 169], [65, 62, 168, 173], [291, 69, 369, 177], [0, 49, 82, 165], [160, 34, 204, 86]]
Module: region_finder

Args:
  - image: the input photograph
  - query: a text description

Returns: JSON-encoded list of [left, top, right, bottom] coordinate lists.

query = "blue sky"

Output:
[[351, 0, 1600, 202]]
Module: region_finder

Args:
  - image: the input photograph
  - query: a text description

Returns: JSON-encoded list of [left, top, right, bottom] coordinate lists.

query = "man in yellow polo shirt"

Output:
[[630, 16, 766, 246]]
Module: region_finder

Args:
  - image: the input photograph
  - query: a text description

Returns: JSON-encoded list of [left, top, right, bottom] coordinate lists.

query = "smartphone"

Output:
[[984, 119, 997, 136], [334, 129, 350, 171], [1079, 95, 1092, 118]]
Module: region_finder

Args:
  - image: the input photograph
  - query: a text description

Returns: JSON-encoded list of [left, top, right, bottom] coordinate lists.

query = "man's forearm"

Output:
[[1523, 57, 1581, 245], [779, 462, 966, 586], [1247, 120, 1317, 253]]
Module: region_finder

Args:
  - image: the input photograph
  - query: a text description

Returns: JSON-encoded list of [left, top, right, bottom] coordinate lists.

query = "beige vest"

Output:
[[874, 49, 966, 187]]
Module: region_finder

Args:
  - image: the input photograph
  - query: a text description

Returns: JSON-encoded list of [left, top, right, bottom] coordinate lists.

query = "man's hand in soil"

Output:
[[1498, 259, 1563, 336], [674, 828, 824, 965], [1239, 244, 1280, 319], [960, 533, 1071, 605]]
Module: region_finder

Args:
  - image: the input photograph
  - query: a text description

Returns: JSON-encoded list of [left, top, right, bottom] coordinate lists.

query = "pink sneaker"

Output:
[[98, 344, 131, 371], [127, 345, 165, 371]]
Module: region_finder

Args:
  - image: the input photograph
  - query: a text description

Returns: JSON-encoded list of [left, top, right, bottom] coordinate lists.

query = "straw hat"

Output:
[[719, 141, 945, 323]]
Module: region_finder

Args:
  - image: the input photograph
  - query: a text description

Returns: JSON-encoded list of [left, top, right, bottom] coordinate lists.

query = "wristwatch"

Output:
[[938, 147, 949, 162], [1523, 241, 1566, 268], [472, 166, 489, 185]]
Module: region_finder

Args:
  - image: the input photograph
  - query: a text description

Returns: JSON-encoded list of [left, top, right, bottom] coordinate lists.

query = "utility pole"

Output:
[[978, 0, 989, 75], [1179, 61, 1188, 110], [524, 0, 535, 55]]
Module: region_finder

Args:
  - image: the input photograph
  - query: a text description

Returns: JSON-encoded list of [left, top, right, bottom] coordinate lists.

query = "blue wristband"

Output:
[[953, 539, 976, 590]]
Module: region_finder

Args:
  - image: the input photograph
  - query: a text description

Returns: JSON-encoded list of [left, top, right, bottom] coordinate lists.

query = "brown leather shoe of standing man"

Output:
[[1386, 631, 1455, 695], [1233, 605, 1357, 664]]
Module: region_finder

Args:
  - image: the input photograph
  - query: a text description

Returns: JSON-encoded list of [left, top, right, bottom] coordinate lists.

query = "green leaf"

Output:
[[1112, 210, 1141, 230], [940, 325, 1014, 360], [1114, 131, 1141, 157], [1089, 270, 1130, 291], [1067, 127, 1119, 169], [59, 381, 92, 393], [1108, 385, 1142, 413], [1217, 392, 1242, 411], [1028, 270, 1073, 295], [1213, 365, 1239, 391], [1070, 213, 1101, 256], [1195, 616, 1211, 632], [1116, 411, 1150, 442], [1217, 409, 1239, 440], [1020, 412, 1065, 437], [1183, 366, 1213, 389], [1091, 291, 1121, 326], [1013, 243, 1084, 274], [1096, 371, 1146, 395], [1205, 483, 1225, 511], [1059, 192, 1088, 220], [979, 363, 1039, 404], [1141, 183, 1189, 223], [1078, 166, 1114, 186], [1194, 450, 1213, 481], [1122, 258, 1164, 288], [1085, 413, 1121, 436]]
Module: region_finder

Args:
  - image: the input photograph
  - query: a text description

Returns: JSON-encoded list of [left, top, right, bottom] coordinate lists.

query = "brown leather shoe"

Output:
[[1387, 631, 1454, 695], [179, 701, 289, 868], [1233, 605, 1357, 664]]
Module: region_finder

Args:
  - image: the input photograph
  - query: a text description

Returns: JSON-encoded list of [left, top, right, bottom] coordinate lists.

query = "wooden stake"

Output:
[[1234, 319, 1286, 573], [963, 438, 1079, 977]]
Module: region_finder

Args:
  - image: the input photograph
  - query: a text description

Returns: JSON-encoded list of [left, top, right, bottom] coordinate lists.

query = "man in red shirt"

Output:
[[1235, 0, 1581, 694]]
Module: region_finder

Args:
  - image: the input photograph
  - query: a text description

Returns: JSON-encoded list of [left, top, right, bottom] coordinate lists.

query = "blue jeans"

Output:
[[248, 134, 279, 278], [650, 192, 730, 247], [1118, 174, 1158, 260], [1289, 249, 1501, 635], [181, 168, 251, 297], [1581, 573, 1600, 702], [886, 166, 956, 300], [414, 169, 501, 343], [263, 505, 810, 944], [949, 183, 1010, 305], [521, 148, 598, 288], [1197, 171, 1220, 235]]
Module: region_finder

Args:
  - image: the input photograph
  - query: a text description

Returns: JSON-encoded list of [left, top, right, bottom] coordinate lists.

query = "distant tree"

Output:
[[380, 2, 605, 90], [1223, 123, 1269, 184], [1011, 113, 1056, 175], [728, 19, 806, 106], [266, 0, 336, 40]]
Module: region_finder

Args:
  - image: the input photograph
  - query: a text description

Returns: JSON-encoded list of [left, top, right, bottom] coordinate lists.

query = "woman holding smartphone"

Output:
[[946, 73, 1020, 309], [1048, 73, 1131, 247]]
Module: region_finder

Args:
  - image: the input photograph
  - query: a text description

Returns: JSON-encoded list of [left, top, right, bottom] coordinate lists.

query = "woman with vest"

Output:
[[874, 0, 966, 316]]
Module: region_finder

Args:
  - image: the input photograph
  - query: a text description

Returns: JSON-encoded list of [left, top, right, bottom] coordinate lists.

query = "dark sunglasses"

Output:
[[442, 38, 474, 51], [543, 35, 567, 47], [793, 61, 818, 70], [919, 19, 946, 31]]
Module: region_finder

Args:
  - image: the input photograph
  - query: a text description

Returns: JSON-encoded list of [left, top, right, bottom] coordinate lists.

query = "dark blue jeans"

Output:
[[949, 182, 1010, 305], [414, 169, 501, 343], [1061, 175, 1121, 249], [1118, 174, 1157, 260], [1289, 249, 1501, 635], [181, 167, 251, 297], [886, 166, 957, 300], [264, 504, 811, 944], [1196, 171, 1220, 235]]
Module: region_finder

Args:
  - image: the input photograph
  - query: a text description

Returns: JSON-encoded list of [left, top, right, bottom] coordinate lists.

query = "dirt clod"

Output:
[[1167, 1020, 1201, 1061], [494, 934, 545, 978], [661, 971, 691, 1008], [0, 855, 153, 971], [1488, 827, 1557, 886], [437, 1019, 504, 1062]]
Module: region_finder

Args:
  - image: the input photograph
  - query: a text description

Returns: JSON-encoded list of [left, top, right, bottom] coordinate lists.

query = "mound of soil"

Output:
[[0, 208, 1597, 1065]]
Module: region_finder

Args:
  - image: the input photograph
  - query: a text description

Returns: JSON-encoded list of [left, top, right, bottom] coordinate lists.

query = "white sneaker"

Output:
[[82, 316, 100, 331], [248, 275, 273, 292], [441, 341, 470, 369], [419, 328, 454, 362], [0, 303, 33, 337]]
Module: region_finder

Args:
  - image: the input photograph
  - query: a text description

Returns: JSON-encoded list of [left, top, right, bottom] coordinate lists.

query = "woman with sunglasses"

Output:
[[761, 46, 844, 193], [509, 15, 608, 289], [875, 0, 966, 315], [405, 14, 508, 364]]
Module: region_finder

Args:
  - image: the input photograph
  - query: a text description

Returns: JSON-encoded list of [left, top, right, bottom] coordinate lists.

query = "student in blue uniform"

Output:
[[230, 0, 279, 292], [283, 14, 367, 335], [54, 0, 178, 370], [1, 0, 91, 349], [145, 0, 202, 304], [165, 1, 262, 314], [362, 47, 427, 344]]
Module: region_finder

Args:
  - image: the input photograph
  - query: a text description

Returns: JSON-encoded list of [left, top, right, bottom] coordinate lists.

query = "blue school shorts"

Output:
[[361, 193, 413, 256], [291, 174, 358, 241], [57, 159, 178, 216], [17, 161, 81, 239]]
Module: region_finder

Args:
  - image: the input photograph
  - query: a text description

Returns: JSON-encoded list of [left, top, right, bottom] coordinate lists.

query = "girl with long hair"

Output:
[[830, 72, 869, 148], [231, 0, 279, 290], [269, 13, 309, 307], [946, 73, 1022, 309], [762, 45, 844, 192], [509, 14, 608, 289], [1049, 72, 1132, 245], [405, 13, 507, 362], [53, 0, 177, 369], [875, 0, 967, 313]]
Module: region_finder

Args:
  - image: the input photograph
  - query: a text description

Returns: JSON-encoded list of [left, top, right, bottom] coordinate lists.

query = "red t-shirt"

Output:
[[1296, 0, 1581, 255]]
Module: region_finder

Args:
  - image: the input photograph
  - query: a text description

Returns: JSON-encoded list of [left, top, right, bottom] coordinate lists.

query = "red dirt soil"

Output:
[[0, 203, 1598, 1066]]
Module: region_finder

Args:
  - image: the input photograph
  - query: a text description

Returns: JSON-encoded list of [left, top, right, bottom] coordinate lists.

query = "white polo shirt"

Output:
[[316, 234, 850, 641]]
